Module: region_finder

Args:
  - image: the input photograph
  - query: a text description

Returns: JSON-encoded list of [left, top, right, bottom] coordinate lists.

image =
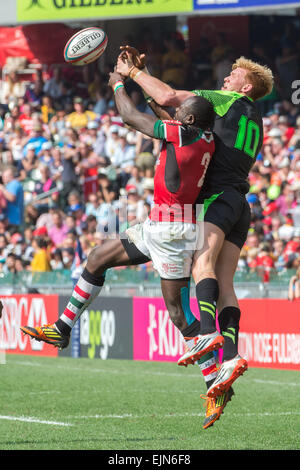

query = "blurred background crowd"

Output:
[[0, 25, 299, 292]]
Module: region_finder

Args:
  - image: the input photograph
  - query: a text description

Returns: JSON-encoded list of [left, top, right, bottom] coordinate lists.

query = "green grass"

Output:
[[1, 354, 299, 450]]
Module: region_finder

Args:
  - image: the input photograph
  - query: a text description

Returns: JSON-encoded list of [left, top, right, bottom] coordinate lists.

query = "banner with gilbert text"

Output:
[[17, 0, 193, 22]]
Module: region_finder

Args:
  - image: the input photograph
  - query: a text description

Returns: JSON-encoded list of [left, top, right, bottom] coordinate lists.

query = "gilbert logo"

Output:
[[26, 0, 45, 8], [24, 0, 154, 8]]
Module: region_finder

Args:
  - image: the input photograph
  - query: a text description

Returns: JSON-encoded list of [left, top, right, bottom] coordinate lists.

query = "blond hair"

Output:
[[232, 56, 274, 101]]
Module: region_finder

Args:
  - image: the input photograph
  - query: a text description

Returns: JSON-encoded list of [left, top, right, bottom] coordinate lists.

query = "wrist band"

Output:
[[113, 80, 124, 93], [142, 90, 153, 103], [129, 66, 143, 80]]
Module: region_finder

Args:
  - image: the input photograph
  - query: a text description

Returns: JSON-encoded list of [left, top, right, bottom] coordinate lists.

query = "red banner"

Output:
[[0, 24, 76, 67], [239, 299, 300, 370], [0, 295, 59, 357]]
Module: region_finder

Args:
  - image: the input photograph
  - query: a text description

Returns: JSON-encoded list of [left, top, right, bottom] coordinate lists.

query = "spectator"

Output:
[[48, 210, 69, 248], [43, 66, 63, 102], [50, 248, 64, 270], [31, 237, 51, 272], [66, 97, 97, 131], [0, 167, 24, 230], [288, 266, 300, 301]]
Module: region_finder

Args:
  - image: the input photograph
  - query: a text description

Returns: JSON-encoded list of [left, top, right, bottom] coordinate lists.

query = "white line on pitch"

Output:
[[0, 415, 73, 427], [70, 411, 300, 420], [8, 359, 300, 387]]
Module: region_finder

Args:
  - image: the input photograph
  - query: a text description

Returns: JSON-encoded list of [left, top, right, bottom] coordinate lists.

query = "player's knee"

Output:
[[86, 246, 104, 274], [167, 303, 186, 331]]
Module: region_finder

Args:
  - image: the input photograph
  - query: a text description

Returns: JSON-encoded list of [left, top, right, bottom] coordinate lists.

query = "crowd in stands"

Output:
[[0, 28, 299, 292]]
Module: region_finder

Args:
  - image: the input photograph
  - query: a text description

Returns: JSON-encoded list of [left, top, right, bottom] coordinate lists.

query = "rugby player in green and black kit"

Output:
[[116, 50, 274, 428]]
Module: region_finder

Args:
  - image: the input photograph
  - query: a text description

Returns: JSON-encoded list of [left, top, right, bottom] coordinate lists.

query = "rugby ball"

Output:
[[64, 27, 108, 66]]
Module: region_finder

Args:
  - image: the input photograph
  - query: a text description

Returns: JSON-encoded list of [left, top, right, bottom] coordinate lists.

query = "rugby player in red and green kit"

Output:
[[21, 69, 221, 422]]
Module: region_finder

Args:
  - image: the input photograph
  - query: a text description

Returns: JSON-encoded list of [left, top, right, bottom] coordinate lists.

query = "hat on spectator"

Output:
[[125, 184, 138, 194], [41, 141, 52, 151], [278, 157, 290, 168], [278, 116, 288, 124], [267, 184, 281, 200], [70, 203, 82, 212], [290, 181, 300, 191], [11, 233, 23, 244], [74, 96, 83, 103], [33, 226, 48, 236], [262, 201, 278, 216], [247, 193, 258, 204], [109, 125, 120, 135], [262, 117, 271, 127], [143, 177, 154, 190], [263, 216, 273, 226], [27, 143, 36, 151], [268, 128, 282, 138], [87, 121, 98, 129]]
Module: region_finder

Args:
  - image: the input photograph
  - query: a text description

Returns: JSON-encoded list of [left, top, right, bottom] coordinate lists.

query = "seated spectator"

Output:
[[66, 97, 97, 131], [50, 248, 64, 271], [48, 210, 69, 248], [31, 237, 52, 272], [17, 144, 37, 181], [1, 72, 26, 105], [288, 266, 300, 301], [43, 66, 63, 102]]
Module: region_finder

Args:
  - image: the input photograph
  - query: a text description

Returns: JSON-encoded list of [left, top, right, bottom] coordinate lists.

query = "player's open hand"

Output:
[[120, 45, 146, 69]]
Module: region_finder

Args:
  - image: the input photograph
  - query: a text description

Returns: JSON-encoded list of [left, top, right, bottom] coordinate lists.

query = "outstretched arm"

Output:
[[108, 71, 157, 138], [116, 46, 193, 107]]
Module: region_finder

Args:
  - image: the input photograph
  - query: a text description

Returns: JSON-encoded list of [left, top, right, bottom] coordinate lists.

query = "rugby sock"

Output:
[[180, 284, 217, 391], [197, 353, 218, 390], [196, 278, 219, 335], [55, 268, 105, 335], [218, 306, 241, 361]]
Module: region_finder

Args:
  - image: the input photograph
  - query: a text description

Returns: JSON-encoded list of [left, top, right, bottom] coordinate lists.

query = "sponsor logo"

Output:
[[0, 296, 50, 352], [80, 309, 116, 359], [70, 31, 103, 55], [239, 332, 300, 365], [147, 303, 184, 360]]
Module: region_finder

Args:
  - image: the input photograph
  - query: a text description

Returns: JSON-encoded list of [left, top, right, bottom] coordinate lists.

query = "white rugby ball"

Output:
[[64, 27, 108, 66]]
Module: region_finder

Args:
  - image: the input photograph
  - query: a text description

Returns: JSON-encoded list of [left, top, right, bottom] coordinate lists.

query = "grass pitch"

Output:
[[1, 354, 299, 451]]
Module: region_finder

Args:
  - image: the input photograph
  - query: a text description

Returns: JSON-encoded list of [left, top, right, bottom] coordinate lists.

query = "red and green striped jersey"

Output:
[[151, 119, 215, 223]]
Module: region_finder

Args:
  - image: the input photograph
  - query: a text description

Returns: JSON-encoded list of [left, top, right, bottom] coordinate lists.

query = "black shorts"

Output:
[[196, 189, 251, 249]]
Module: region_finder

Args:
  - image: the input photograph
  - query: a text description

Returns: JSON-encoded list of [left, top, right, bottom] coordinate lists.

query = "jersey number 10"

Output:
[[234, 115, 260, 159]]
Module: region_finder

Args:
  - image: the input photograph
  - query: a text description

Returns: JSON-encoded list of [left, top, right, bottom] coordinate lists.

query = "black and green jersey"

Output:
[[192, 90, 263, 194]]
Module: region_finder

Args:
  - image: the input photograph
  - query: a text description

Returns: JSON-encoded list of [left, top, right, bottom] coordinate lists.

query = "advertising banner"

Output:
[[239, 299, 300, 370], [0, 25, 76, 67], [0, 295, 59, 357], [133, 297, 300, 370], [59, 296, 133, 359], [133, 297, 200, 362], [17, 0, 193, 23], [193, 0, 300, 13]]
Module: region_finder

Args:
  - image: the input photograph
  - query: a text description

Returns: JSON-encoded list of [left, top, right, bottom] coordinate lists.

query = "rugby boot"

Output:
[[178, 331, 224, 367], [207, 354, 248, 398], [20, 323, 70, 350], [202, 387, 234, 430]]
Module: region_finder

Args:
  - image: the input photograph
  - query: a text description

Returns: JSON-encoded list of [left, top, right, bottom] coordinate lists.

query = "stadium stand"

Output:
[[0, 28, 298, 297]]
